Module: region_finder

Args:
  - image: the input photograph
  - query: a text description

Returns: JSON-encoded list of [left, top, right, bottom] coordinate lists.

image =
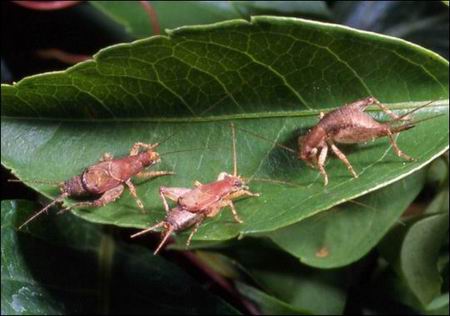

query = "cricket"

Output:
[[298, 97, 433, 185], [131, 123, 260, 254], [15, 142, 174, 229]]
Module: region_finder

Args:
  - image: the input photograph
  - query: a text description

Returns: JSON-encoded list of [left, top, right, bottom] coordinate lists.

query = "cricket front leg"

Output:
[[317, 144, 329, 186], [224, 200, 244, 224], [159, 186, 191, 213], [58, 185, 125, 214], [125, 179, 146, 213], [130, 142, 159, 156], [328, 140, 358, 179]]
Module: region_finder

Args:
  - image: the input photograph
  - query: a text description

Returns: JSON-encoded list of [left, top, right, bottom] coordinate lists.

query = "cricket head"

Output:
[[217, 172, 248, 191], [141, 150, 161, 167], [298, 126, 325, 165], [62, 175, 87, 196]]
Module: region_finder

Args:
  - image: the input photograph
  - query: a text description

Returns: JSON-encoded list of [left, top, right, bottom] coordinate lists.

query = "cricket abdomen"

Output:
[[166, 207, 205, 231], [323, 110, 387, 144]]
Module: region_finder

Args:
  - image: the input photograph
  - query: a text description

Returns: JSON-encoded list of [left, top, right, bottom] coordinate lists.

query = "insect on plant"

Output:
[[14, 142, 174, 229], [298, 97, 435, 185], [131, 122, 260, 254]]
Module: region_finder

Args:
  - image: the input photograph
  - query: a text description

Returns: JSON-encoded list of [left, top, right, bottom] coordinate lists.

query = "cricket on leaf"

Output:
[[239, 97, 437, 186], [131, 123, 260, 255], [13, 142, 175, 230], [298, 97, 435, 185]]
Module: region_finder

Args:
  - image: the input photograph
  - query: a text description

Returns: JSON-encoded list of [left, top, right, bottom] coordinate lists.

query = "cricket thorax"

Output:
[[299, 126, 326, 160]]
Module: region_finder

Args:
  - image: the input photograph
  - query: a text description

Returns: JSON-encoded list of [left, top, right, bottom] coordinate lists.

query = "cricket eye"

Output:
[[233, 180, 242, 187]]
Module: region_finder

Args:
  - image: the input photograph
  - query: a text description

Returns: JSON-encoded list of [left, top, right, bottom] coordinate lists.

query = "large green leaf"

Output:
[[268, 170, 425, 268], [1, 17, 449, 244], [1, 200, 238, 315]]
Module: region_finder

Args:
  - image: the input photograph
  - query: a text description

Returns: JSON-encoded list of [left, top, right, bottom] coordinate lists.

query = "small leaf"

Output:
[[90, 1, 241, 38], [379, 211, 449, 306], [1, 16, 449, 243], [268, 170, 425, 268], [235, 282, 310, 315], [200, 238, 348, 315], [0, 200, 239, 315], [90, 1, 331, 39]]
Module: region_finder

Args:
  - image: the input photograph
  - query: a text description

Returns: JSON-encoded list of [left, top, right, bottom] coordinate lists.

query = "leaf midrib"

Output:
[[1, 100, 448, 123]]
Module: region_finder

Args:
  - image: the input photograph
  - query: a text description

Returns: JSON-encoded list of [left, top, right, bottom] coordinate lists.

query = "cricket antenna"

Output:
[[230, 122, 238, 176], [249, 177, 305, 187], [157, 129, 181, 147], [160, 146, 214, 157], [8, 178, 61, 186], [234, 126, 296, 153], [18, 192, 69, 230]]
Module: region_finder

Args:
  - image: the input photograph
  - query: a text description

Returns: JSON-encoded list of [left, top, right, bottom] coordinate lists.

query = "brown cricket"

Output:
[[299, 97, 431, 185], [131, 123, 260, 254], [17, 142, 174, 229]]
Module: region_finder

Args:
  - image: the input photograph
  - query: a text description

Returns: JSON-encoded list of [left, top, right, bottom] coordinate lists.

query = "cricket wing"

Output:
[[82, 162, 122, 194], [178, 180, 232, 213]]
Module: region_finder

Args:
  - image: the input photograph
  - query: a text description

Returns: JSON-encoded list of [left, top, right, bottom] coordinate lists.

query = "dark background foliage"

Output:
[[1, 1, 448, 315]]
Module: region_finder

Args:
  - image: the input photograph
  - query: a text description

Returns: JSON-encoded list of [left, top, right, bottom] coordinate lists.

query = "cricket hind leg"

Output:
[[354, 97, 408, 121], [386, 130, 414, 161], [159, 186, 191, 213], [58, 185, 125, 214], [328, 140, 358, 179]]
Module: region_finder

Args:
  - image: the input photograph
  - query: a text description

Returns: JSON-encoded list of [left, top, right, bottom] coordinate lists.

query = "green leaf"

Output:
[[1, 17, 449, 244], [269, 170, 425, 268], [379, 211, 449, 306], [1, 200, 238, 315]]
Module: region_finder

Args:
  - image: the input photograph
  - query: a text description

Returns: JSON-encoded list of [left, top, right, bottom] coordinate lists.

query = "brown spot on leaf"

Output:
[[315, 246, 329, 258]]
